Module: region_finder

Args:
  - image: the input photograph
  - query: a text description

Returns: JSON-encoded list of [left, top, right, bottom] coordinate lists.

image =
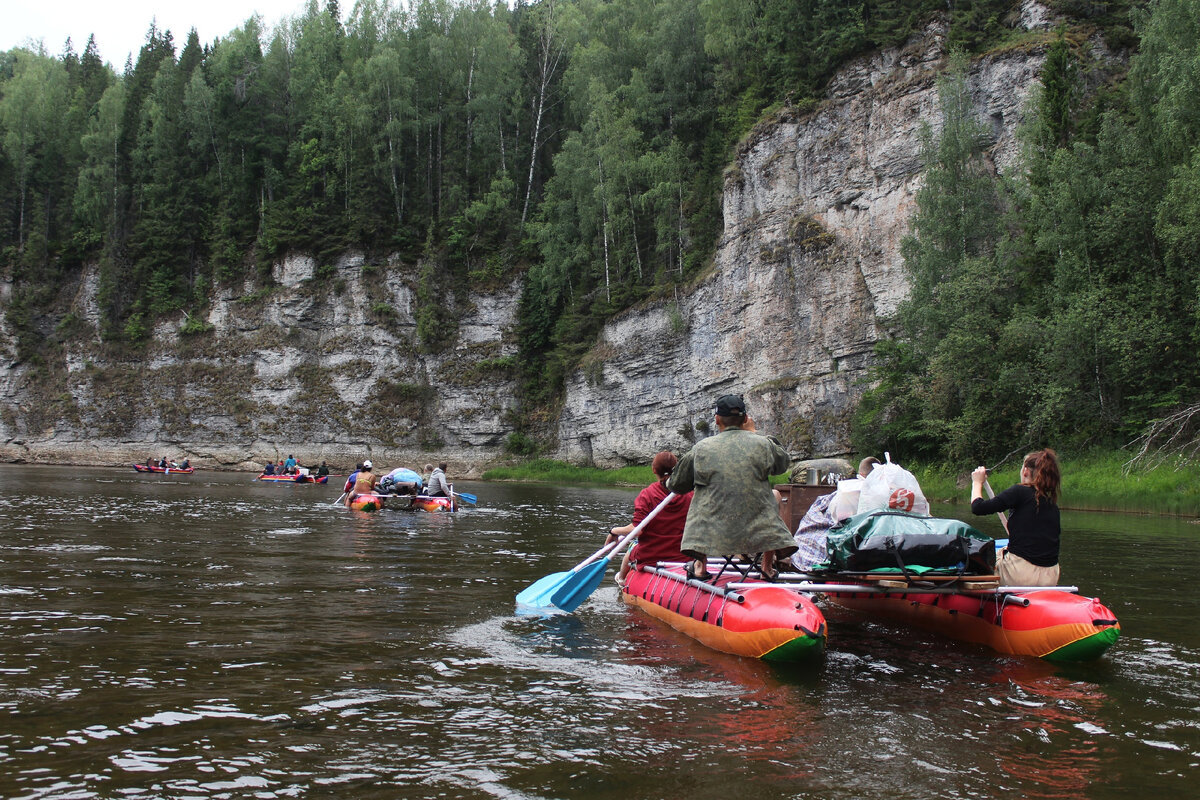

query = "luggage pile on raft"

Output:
[[518, 459, 1120, 665]]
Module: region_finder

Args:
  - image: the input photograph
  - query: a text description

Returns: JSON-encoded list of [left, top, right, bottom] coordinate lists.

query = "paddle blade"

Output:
[[516, 570, 571, 608], [548, 559, 609, 613], [455, 491, 478, 504]]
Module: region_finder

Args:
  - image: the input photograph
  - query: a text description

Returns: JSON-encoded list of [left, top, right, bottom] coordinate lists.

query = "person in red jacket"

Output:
[[607, 451, 693, 584]]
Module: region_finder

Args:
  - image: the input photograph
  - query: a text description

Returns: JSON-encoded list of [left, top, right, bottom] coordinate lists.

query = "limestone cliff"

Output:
[[0, 6, 1073, 473], [0, 253, 522, 473], [553, 10, 1068, 467]]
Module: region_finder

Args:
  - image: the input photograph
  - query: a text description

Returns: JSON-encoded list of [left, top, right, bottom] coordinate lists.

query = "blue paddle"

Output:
[[452, 490, 478, 505], [516, 492, 677, 612], [546, 492, 678, 613], [516, 540, 620, 608]]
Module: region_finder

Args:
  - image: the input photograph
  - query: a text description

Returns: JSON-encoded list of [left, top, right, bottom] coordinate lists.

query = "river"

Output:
[[0, 464, 1196, 799]]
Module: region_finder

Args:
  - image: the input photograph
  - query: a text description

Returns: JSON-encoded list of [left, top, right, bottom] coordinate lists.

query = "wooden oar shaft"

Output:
[[981, 475, 1011, 536]]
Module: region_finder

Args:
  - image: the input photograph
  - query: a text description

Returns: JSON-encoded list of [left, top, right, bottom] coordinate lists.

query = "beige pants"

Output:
[[997, 549, 1060, 587]]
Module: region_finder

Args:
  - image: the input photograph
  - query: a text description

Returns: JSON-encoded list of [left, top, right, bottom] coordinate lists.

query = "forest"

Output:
[[1, 0, 1197, 467]]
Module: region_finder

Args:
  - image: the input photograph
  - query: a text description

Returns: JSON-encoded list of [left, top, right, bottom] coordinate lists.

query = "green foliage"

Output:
[[483, 457, 652, 485], [860, 0, 1200, 465], [503, 431, 541, 457], [179, 314, 213, 336], [856, 53, 1020, 463]]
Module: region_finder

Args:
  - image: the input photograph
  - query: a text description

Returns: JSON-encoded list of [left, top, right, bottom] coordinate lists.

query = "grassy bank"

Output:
[[483, 459, 656, 487], [483, 451, 1200, 516]]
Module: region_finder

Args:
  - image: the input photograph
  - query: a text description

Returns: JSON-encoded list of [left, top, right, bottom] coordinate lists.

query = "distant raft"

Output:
[[619, 563, 827, 663], [133, 463, 194, 474], [256, 473, 328, 484]]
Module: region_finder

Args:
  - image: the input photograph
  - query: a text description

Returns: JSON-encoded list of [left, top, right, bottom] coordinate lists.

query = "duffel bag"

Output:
[[826, 510, 995, 574]]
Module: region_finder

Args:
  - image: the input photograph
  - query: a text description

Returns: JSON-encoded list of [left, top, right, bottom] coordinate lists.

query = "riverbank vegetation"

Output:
[[484, 450, 1200, 516], [853, 1, 1200, 469]]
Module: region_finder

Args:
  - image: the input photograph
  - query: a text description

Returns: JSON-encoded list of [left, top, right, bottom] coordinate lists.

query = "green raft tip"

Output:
[[1044, 626, 1121, 663], [761, 633, 826, 663]]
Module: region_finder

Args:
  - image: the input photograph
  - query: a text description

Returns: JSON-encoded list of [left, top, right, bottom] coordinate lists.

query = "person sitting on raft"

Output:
[[343, 463, 363, 495], [345, 460, 379, 507], [606, 451, 693, 584], [426, 463, 451, 498], [666, 393, 797, 581], [970, 449, 1062, 587]]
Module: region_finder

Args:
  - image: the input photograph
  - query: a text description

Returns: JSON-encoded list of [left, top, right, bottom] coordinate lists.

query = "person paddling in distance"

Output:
[[666, 393, 797, 581], [345, 460, 379, 507], [426, 462, 451, 498], [970, 449, 1062, 587], [605, 451, 693, 585]]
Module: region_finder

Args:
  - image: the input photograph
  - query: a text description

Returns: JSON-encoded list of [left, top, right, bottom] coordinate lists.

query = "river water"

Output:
[[0, 464, 1196, 799]]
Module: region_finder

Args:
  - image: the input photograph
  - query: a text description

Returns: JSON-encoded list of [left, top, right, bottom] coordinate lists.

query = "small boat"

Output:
[[133, 463, 194, 474], [817, 576, 1120, 662], [347, 493, 386, 511], [256, 473, 329, 484], [619, 563, 827, 663]]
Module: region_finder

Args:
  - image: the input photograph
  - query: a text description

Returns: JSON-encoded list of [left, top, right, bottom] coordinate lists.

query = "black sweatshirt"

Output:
[[971, 483, 1060, 567]]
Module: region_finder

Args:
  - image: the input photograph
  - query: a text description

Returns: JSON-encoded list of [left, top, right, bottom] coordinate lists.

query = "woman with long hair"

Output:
[[608, 451, 693, 583], [970, 449, 1062, 586]]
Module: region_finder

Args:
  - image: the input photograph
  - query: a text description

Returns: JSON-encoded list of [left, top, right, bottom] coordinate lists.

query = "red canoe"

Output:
[[133, 464, 194, 474]]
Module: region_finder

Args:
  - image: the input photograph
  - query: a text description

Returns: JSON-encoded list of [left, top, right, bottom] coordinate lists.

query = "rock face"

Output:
[[554, 18, 1051, 467], [0, 13, 1058, 473], [0, 253, 523, 474]]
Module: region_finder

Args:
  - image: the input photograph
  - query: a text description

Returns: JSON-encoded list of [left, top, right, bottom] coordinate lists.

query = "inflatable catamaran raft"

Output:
[[619, 562, 828, 663]]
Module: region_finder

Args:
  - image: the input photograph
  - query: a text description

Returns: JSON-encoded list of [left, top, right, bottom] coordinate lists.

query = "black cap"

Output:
[[714, 394, 746, 416]]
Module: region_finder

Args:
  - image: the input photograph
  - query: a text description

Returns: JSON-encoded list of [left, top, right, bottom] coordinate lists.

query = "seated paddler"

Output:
[[666, 392, 797, 581]]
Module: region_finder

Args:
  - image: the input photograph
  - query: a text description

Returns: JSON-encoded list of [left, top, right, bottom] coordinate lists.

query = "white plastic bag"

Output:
[[832, 478, 862, 521], [856, 453, 929, 516]]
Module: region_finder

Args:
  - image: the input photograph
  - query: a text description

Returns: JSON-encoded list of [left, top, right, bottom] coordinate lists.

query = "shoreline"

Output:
[[0, 447, 497, 481]]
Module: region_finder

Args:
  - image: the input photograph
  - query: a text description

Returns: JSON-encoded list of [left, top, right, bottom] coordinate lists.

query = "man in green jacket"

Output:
[[667, 393, 796, 581]]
